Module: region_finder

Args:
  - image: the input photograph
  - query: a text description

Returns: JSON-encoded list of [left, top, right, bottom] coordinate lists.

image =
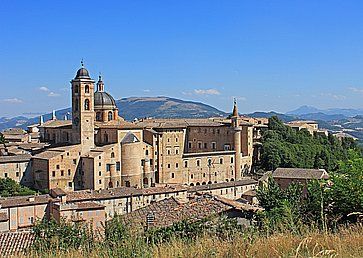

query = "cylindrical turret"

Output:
[[121, 141, 143, 187]]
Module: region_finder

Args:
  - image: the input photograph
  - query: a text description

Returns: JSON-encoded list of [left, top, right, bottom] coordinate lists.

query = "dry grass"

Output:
[[19, 224, 363, 258], [153, 226, 363, 258]]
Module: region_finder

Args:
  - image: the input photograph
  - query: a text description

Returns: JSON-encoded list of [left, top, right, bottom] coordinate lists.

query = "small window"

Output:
[[191, 174, 194, 179], [167, 164, 171, 169], [68, 182, 72, 187], [99, 179, 102, 184], [198, 142, 202, 149], [212, 142, 216, 150], [85, 85, 90, 93], [99, 171, 102, 176], [231, 157, 234, 163], [68, 169, 71, 176], [84, 99, 90, 110], [203, 173, 206, 177], [175, 163, 179, 168], [116, 162, 121, 171], [106, 164, 111, 172], [184, 161, 188, 168], [108, 111, 113, 121], [56, 165, 60, 169], [111, 152, 115, 158], [171, 173, 175, 178], [188, 142, 192, 149], [204, 143, 207, 149], [219, 158, 223, 164], [73, 159, 77, 165], [61, 170, 64, 176], [208, 159, 212, 166], [145, 149, 149, 155], [197, 160, 200, 167], [52, 171, 55, 177]]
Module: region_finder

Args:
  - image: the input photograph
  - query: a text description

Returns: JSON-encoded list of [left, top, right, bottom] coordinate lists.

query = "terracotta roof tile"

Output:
[[0, 231, 35, 256]]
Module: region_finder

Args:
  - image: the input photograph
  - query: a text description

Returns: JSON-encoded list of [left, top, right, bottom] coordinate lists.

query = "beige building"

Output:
[[286, 120, 328, 136], [27, 65, 254, 192], [0, 155, 33, 187]]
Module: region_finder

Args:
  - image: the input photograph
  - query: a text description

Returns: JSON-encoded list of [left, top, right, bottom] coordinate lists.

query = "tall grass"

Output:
[[19, 223, 363, 258]]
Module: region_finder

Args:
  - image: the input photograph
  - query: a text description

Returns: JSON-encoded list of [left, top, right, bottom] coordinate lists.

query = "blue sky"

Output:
[[1, 0, 363, 117]]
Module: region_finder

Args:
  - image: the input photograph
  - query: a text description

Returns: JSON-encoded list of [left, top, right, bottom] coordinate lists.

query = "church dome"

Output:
[[94, 91, 117, 109], [75, 67, 90, 79]]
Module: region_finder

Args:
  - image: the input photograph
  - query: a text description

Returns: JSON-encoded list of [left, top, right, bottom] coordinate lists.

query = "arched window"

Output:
[[84, 99, 90, 110], [85, 85, 90, 93], [108, 181, 113, 188], [108, 111, 113, 121], [74, 85, 79, 94], [104, 133, 108, 143], [111, 152, 115, 158]]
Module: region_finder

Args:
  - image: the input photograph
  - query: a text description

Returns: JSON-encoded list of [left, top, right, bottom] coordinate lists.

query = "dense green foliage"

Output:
[[0, 178, 36, 197], [260, 116, 360, 171], [257, 150, 363, 230], [0, 133, 4, 144]]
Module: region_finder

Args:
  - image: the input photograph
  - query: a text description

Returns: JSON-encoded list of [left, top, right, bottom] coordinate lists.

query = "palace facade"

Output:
[[11, 65, 254, 192]]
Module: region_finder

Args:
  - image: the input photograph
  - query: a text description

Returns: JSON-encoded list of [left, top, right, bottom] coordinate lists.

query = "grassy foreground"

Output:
[[20, 224, 363, 258]]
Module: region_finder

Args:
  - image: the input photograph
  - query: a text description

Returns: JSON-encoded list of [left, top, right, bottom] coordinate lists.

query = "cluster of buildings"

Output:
[[0, 64, 335, 255]]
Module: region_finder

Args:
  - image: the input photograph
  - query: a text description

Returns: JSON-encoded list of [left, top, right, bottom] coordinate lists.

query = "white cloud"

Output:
[[48, 92, 60, 97], [320, 93, 346, 100], [39, 86, 50, 92], [194, 89, 221, 95], [143, 89, 151, 93], [2, 98, 23, 104], [349, 87, 363, 94]]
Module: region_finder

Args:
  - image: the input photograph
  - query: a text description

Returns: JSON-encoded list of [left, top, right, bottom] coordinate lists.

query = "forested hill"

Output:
[[259, 116, 360, 171]]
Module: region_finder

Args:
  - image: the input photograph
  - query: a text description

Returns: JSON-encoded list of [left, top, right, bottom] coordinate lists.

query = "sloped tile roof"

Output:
[[273, 168, 329, 180], [0, 231, 35, 256], [122, 194, 238, 229]]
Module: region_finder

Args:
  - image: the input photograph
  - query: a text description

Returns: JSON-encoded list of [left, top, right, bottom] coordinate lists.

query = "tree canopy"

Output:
[[259, 116, 360, 171], [0, 178, 36, 197]]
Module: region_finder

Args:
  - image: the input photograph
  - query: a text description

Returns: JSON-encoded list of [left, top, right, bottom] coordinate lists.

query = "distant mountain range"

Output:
[[0, 97, 227, 131], [287, 105, 363, 117], [1, 100, 363, 143]]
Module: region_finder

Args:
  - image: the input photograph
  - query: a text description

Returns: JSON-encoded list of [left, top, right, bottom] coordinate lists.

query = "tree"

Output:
[[0, 133, 4, 144], [259, 116, 361, 172], [0, 178, 36, 197]]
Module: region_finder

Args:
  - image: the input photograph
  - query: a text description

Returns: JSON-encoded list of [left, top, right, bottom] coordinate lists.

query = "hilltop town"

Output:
[[1, 65, 361, 257]]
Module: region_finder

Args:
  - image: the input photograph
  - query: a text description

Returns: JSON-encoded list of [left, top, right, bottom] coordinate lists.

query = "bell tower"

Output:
[[71, 62, 95, 151]]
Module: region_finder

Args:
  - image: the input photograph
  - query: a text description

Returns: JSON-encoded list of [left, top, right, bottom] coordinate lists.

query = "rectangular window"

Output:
[[212, 142, 216, 150], [188, 142, 192, 149], [106, 164, 111, 172], [61, 170, 64, 176], [231, 157, 234, 163], [73, 159, 77, 165], [116, 162, 121, 171], [52, 171, 55, 177], [68, 182, 72, 187], [198, 142, 202, 149], [204, 143, 207, 149]]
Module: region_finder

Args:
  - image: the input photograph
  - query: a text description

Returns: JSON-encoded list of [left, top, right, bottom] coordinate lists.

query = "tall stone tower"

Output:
[[71, 63, 95, 151], [231, 99, 242, 180]]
